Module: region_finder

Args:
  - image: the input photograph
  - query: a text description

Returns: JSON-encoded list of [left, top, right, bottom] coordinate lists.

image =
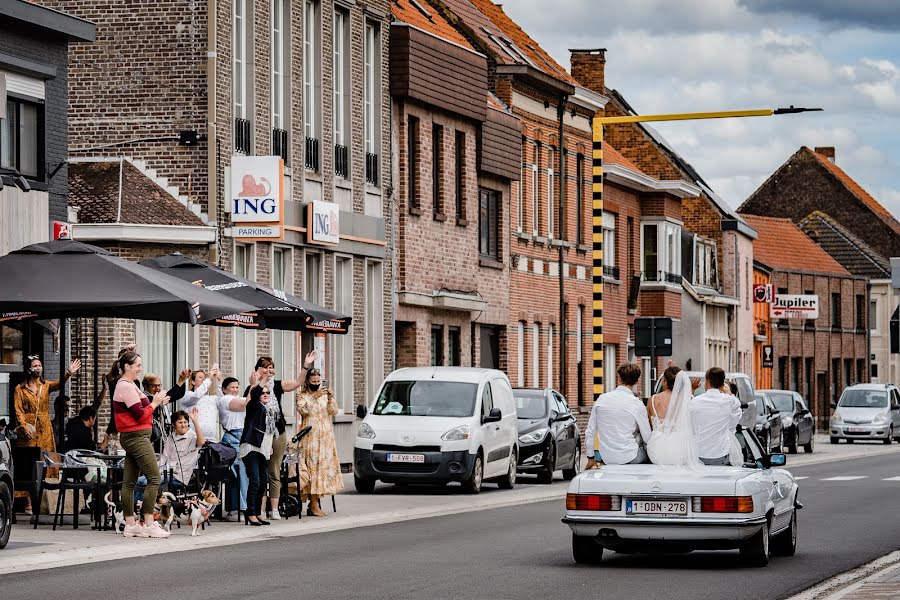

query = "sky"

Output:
[[502, 0, 900, 217]]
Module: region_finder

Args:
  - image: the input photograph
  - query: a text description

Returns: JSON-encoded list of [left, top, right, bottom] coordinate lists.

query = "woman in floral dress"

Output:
[[296, 369, 343, 516]]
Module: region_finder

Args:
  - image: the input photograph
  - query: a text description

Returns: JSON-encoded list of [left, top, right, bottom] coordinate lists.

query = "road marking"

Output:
[[821, 476, 868, 481], [793, 476, 809, 480], [883, 476, 900, 481]]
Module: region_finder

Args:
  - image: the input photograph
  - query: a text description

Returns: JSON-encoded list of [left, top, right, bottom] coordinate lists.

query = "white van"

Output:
[[353, 367, 518, 494]]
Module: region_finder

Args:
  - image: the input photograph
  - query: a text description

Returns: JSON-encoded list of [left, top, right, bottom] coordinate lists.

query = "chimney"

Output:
[[570, 48, 606, 95], [815, 146, 835, 163]]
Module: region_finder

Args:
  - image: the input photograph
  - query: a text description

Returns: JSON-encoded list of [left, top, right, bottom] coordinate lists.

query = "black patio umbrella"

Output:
[[0, 240, 257, 325], [139, 253, 352, 334]]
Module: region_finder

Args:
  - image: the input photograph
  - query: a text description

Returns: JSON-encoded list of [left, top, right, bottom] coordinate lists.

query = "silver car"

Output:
[[830, 384, 900, 444]]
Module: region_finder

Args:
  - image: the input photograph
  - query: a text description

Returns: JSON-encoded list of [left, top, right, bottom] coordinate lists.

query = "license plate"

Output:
[[386, 453, 425, 463], [846, 427, 867, 433], [627, 499, 688, 516]]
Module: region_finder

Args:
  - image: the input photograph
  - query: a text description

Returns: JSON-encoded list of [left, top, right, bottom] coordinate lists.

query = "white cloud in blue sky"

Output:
[[502, 0, 900, 218]]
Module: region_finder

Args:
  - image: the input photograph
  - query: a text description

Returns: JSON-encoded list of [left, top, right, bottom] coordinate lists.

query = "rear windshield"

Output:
[[373, 381, 477, 417], [767, 393, 795, 413], [514, 393, 546, 419], [839, 390, 888, 409]]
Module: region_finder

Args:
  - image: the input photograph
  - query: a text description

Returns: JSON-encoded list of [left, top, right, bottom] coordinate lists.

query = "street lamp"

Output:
[[590, 106, 822, 397]]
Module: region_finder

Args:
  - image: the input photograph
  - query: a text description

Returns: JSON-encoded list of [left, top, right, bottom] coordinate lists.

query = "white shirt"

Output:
[[159, 429, 201, 484], [178, 378, 213, 411], [691, 389, 742, 460], [217, 394, 246, 432], [179, 380, 218, 441], [584, 386, 652, 465]]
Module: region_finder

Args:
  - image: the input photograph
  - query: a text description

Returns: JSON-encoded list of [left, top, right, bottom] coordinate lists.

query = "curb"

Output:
[[784, 550, 900, 600]]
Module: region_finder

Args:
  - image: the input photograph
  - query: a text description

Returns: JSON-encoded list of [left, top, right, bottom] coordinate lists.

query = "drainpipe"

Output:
[[207, 0, 219, 364], [557, 94, 568, 396], [733, 231, 739, 372]]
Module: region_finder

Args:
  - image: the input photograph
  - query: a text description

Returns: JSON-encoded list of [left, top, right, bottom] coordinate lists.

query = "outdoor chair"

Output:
[[10, 446, 40, 525], [34, 451, 100, 530]]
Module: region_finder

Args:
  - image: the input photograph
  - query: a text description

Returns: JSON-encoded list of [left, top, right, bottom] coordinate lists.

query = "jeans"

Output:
[[243, 451, 268, 518], [222, 429, 248, 512], [700, 455, 730, 466], [120, 429, 160, 518], [266, 432, 287, 500]]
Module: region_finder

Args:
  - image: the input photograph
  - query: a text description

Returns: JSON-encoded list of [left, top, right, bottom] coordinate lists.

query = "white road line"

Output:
[[821, 476, 868, 481], [882, 476, 900, 481], [793, 476, 809, 480]]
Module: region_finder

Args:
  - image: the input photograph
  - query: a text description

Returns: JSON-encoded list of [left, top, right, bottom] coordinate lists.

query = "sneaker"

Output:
[[269, 512, 282, 521], [123, 523, 149, 538], [224, 511, 239, 523], [143, 521, 171, 539]]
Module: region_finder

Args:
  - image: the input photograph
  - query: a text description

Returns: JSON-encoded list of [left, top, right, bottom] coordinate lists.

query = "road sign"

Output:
[[753, 284, 773, 303], [635, 317, 673, 358], [770, 294, 819, 319], [762, 345, 774, 368]]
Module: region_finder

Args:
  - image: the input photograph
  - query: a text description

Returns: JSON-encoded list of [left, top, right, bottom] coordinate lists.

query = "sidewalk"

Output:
[[2, 434, 896, 575], [787, 550, 900, 600]]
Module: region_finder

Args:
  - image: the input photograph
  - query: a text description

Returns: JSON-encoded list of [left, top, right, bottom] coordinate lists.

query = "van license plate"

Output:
[[627, 499, 688, 516], [846, 427, 866, 433], [386, 453, 425, 463]]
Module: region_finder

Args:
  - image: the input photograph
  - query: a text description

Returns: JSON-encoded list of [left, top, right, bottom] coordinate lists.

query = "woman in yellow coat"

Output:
[[296, 369, 343, 516]]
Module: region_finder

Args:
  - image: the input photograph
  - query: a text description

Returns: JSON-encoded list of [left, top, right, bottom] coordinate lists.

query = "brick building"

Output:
[[0, 2, 94, 419], [742, 214, 868, 427], [35, 0, 393, 460], [389, 0, 519, 371]]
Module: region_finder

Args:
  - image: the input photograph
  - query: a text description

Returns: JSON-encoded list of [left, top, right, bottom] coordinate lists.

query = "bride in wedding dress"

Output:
[[647, 370, 702, 467]]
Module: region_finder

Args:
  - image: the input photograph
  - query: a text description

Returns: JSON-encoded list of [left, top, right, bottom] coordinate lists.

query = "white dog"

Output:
[[187, 489, 220, 536], [104, 491, 125, 534]]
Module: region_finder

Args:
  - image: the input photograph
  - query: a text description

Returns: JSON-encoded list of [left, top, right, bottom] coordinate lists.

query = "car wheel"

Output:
[[0, 480, 11, 550], [354, 475, 376, 494], [537, 443, 555, 484], [572, 533, 604, 564], [830, 436, 839, 444], [462, 453, 484, 494], [786, 428, 798, 454], [803, 434, 814, 454], [563, 444, 581, 481], [885, 427, 894, 445], [498, 449, 517, 489], [739, 519, 770, 567], [772, 509, 798, 557]]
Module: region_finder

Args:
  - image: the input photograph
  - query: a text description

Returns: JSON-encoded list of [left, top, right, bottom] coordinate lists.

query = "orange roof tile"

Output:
[[392, 0, 475, 50], [807, 147, 900, 236], [487, 92, 507, 112], [603, 144, 644, 174], [740, 214, 851, 276]]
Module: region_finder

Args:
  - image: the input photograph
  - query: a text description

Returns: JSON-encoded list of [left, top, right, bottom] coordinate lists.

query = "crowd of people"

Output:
[[10, 346, 344, 539]]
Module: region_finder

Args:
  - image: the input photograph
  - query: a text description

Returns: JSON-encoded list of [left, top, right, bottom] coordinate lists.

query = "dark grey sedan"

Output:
[[758, 389, 815, 453], [754, 393, 784, 453], [513, 388, 580, 484]]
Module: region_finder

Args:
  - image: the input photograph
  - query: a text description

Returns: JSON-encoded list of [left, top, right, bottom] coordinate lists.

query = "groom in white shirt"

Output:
[[691, 367, 742, 465], [584, 362, 652, 467]]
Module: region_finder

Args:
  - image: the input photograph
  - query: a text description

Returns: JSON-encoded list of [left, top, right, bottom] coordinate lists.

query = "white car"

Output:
[[353, 367, 519, 494], [563, 428, 800, 567]]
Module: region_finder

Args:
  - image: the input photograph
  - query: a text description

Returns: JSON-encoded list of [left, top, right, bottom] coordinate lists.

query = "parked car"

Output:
[[757, 389, 815, 454], [353, 367, 519, 494], [513, 388, 580, 483], [0, 423, 12, 549], [654, 371, 758, 431], [754, 393, 784, 453], [564, 427, 800, 567], [830, 383, 900, 444]]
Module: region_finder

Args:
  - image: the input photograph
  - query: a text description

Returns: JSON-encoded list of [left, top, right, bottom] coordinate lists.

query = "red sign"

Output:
[[753, 283, 773, 303], [53, 221, 73, 240]]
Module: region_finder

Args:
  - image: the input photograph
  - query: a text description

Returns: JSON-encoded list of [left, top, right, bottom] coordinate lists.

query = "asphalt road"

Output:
[[5, 451, 900, 600]]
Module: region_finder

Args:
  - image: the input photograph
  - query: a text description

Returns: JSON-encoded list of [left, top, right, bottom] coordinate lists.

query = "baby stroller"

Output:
[[162, 441, 236, 529], [279, 426, 312, 519]]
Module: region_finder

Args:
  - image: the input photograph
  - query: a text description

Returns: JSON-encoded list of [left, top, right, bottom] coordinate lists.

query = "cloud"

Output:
[[739, 0, 900, 31]]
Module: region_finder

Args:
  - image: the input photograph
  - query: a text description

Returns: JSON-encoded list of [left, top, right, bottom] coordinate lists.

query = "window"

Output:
[[455, 131, 465, 219], [233, 0, 248, 121], [694, 237, 718, 288], [136, 321, 192, 389], [577, 306, 584, 406], [516, 322, 525, 387], [871, 299, 878, 331], [365, 261, 384, 404], [0, 324, 23, 366], [303, 1, 319, 147], [1, 97, 42, 178], [531, 323, 540, 388], [333, 256, 353, 413], [844, 359, 853, 389], [547, 146, 555, 239], [407, 116, 419, 209], [233, 244, 256, 378], [547, 324, 554, 388], [517, 140, 525, 232], [364, 21, 381, 185], [779, 357, 788, 390], [448, 327, 461, 367], [791, 357, 800, 392], [333, 8, 350, 178], [479, 188, 500, 259], [576, 153, 584, 245], [602, 211, 616, 278], [805, 358, 814, 403], [531, 143, 539, 236], [481, 382, 494, 419], [479, 326, 500, 368], [432, 124, 443, 214], [431, 325, 444, 366], [271, 247, 296, 421], [305, 251, 322, 303], [271, 0, 288, 132], [641, 222, 682, 284], [831, 293, 841, 329], [604, 344, 617, 392], [856, 294, 866, 330]]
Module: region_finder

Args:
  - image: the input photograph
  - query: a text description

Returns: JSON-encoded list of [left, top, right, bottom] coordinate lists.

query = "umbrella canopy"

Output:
[[0, 240, 257, 325], [140, 253, 352, 334]]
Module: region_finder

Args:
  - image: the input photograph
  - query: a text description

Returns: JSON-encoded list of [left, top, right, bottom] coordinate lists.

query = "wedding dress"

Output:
[[647, 371, 702, 467]]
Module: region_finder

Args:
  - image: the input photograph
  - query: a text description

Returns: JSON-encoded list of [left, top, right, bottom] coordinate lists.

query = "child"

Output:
[[159, 408, 205, 490]]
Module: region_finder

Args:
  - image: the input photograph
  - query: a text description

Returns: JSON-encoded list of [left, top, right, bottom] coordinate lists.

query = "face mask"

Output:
[[28, 368, 42, 378], [308, 383, 320, 392]]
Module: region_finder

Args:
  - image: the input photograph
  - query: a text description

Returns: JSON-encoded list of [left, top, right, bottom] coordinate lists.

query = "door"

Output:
[[492, 378, 518, 474], [891, 389, 900, 430], [479, 326, 500, 369], [552, 391, 576, 468], [479, 381, 505, 477], [796, 396, 813, 444]]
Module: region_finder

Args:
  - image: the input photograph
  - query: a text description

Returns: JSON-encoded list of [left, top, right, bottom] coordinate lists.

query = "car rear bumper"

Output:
[[562, 514, 767, 542], [354, 448, 475, 484], [830, 425, 890, 439]]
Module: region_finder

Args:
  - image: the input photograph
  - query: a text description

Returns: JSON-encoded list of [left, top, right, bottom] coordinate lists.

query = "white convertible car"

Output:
[[563, 428, 800, 567]]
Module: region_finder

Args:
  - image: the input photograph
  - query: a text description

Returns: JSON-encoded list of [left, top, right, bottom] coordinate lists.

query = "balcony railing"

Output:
[[643, 270, 683, 285], [305, 136, 320, 172], [334, 144, 349, 179], [272, 128, 288, 163], [366, 152, 379, 186], [603, 265, 620, 279], [234, 118, 251, 155]]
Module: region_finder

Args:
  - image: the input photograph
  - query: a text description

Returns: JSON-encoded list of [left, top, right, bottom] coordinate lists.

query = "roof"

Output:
[[807, 147, 900, 237], [739, 214, 851, 276], [798, 211, 891, 279], [391, 0, 474, 50], [487, 91, 509, 113], [438, 0, 577, 85], [844, 383, 895, 392], [603, 144, 644, 173], [386, 366, 505, 384], [0, 0, 95, 41], [69, 160, 205, 226]]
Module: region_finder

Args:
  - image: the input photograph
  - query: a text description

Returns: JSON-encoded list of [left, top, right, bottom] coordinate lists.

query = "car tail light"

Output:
[[692, 496, 754, 513], [566, 494, 622, 511]]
